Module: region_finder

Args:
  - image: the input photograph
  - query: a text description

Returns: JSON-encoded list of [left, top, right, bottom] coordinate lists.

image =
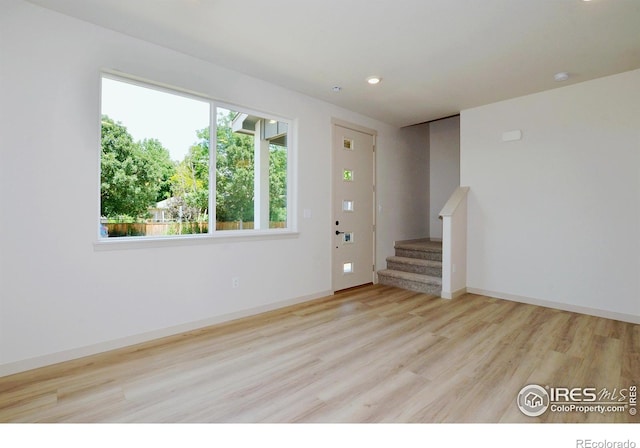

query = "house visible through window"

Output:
[[100, 74, 290, 238]]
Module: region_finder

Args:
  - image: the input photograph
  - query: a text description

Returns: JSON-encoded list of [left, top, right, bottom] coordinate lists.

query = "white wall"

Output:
[[0, 0, 419, 374], [429, 116, 460, 240], [372, 122, 429, 268], [380, 123, 429, 247], [461, 69, 640, 322]]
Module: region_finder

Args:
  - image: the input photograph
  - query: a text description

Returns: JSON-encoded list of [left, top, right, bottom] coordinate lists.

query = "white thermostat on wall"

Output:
[[502, 130, 522, 142]]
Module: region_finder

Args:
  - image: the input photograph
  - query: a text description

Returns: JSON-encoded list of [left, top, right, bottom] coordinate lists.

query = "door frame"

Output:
[[330, 118, 377, 293]]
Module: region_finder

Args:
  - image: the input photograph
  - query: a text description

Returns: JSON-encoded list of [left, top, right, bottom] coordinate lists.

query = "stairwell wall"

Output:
[[461, 69, 640, 322], [383, 123, 430, 252], [429, 116, 461, 240]]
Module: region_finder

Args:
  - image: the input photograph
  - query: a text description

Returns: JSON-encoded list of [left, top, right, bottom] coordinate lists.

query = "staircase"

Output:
[[377, 239, 442, 295]]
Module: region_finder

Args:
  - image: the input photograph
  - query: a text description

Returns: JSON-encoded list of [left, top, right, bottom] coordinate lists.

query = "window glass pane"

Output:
[[216, 108, 288, 231], [100, 76, 210, 238], [216, 108, 255, 230], [269, 142, 287, 228], [342, 200, 354, 212], [99, 74, 291, 239]]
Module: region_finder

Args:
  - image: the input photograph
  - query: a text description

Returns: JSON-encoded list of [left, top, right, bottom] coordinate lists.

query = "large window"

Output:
[[100, 74, 290, 239]]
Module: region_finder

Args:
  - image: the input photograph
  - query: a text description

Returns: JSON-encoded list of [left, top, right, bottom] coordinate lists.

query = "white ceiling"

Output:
[[25, 0, 640, 127]]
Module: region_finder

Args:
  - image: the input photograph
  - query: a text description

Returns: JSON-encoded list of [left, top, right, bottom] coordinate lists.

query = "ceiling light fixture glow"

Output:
[[366, 76, 382, 85], [554, 72, 570, 82]]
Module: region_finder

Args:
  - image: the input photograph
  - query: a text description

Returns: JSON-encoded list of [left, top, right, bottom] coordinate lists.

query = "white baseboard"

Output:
[[0, 290, 333, 378], [441, 287, 467, 300], [467, 287, 640, 324]]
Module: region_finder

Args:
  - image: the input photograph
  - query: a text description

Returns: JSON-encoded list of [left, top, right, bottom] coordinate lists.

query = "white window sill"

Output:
[[93, 229, 299, 251]]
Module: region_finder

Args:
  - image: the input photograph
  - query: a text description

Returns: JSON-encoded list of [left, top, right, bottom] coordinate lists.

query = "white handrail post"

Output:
[[439, 186, 470, 299]]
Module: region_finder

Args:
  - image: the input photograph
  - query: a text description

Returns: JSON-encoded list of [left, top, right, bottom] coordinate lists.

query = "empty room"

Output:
[[0, 0, 638, 439]]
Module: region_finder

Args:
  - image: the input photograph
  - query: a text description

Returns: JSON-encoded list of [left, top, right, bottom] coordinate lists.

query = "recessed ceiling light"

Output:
[[332, 86, 342, 92], [554, 72, 570, 82], [366, 76, 382, 85]]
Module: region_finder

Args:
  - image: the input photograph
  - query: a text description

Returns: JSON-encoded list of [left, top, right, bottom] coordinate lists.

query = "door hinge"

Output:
[[372, 264, 375, 272]]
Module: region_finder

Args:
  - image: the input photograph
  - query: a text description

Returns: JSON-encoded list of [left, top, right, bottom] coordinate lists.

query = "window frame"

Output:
[[95, 71, 297, 250]]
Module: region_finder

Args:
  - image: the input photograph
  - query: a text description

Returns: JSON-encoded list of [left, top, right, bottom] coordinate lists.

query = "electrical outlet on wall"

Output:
[[232, 277, 240, 288]]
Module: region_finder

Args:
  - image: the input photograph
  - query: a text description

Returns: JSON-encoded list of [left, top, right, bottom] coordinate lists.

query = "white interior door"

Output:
[[332, 124, 375, 291]]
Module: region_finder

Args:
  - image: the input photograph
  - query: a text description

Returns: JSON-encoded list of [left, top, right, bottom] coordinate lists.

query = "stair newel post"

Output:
[[438, 186, 470, 300]]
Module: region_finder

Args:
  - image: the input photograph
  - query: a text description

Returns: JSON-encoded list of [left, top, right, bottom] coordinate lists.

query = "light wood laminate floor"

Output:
[[0, 285, 638, 423]]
